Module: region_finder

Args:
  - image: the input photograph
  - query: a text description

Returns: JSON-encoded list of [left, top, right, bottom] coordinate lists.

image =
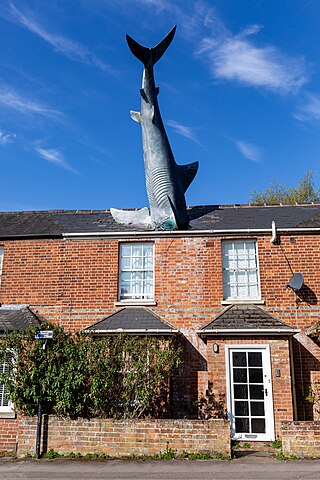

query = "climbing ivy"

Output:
[[0, 324, 182, 419]]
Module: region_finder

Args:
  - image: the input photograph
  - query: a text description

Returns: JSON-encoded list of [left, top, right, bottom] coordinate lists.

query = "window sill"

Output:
[[221, 299, 265, 305], [114, 301, 157, 307], [0, 411, 15, 419]]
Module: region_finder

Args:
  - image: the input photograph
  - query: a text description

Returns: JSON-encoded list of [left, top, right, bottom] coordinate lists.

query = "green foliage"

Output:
[[250, 171, 320, 205], [159, 442, 176, 459], [196, 382, 226, 419], [272, 439, 282, 449], [215, 452, 230, 460], [306, 384, 320, 413], [42, 449, 63, 459], [0, 323, 182, 419]]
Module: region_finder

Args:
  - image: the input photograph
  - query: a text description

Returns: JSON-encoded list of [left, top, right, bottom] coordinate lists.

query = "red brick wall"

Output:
[[17, 416, 231, 458], [281, 421, 320, 458], [0, 418, 18, 452], [1, 235, 319, 330], [0, 234, 319, 420]]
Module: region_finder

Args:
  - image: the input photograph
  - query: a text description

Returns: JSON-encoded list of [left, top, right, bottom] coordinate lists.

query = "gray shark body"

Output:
[[126, 26, 198, 230]]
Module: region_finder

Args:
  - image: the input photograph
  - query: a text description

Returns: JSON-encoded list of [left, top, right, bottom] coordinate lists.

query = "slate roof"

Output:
[[0, 203, 320, 238], [198, 304, 298, 335], [0, 305, 41, 333], [84, 307, 178, 335]]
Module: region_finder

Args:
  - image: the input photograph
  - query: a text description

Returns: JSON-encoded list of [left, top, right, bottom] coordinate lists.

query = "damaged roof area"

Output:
[[0, 203, 320, 238]]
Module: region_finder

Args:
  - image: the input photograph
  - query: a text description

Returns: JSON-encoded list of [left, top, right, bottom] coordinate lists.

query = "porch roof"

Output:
[[0, 305, 41, 333], [84, 307, 179, 335], [198, 304, 299, 336]]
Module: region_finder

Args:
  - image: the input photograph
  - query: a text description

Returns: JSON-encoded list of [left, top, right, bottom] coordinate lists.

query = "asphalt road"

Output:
[[1, 458, 320, 480]]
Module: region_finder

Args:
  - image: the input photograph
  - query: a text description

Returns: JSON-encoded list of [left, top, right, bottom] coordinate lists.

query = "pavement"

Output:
[[0, 457, 320, 480]]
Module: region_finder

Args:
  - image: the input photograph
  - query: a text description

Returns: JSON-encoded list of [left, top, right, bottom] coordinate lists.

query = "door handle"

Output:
[[265, 388, 268, 396]]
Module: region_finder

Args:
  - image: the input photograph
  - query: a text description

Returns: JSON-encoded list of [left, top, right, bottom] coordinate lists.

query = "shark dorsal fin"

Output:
[[177, 161, 199, 193]]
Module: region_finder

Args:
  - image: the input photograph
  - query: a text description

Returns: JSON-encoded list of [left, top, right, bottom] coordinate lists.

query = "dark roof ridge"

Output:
[[1, 202, 320, 216]]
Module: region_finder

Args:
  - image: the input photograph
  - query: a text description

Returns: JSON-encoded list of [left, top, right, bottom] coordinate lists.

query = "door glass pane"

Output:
[[251, 418, 266, 434], [235, 401, 249, 416], [233, 368, 247, 383], [249, 385, 264, 400], [235, 418, 249, 433], [250, 402, 265, 416], [248, 352, 262, 367], [233, 352, 247, 367], [249, 368, 263, 383], [234, 384, 248, 399]]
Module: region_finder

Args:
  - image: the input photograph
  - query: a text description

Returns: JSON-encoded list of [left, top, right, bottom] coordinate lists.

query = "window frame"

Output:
[[0, 351, 13, 413], [118, 242, 155, 302], [221, 239, 261, 302]]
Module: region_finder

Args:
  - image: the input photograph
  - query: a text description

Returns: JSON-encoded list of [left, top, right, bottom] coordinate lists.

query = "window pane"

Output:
[[235, 417, 249, 433], [121, 245, 131, 256], [248, 353, 262, 367], [132, 244, 142, 256], [250, 401, 265, 416], [233, 368, 247, 383], [235, 401, 249, 416], [121, 257, 131, 269], [249, 385, 264, 400], [233, 352, 247, 367], [249, 368, 263, 383], [132, 256, 142, 269], [251, 418, 265, 433], [234, 384, 248, 399]]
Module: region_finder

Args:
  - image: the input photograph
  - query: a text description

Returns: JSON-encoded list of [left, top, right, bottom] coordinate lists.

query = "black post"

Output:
[[36, 400, 42, 459]]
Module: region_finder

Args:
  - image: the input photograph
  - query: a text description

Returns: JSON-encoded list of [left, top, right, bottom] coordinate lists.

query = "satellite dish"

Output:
[[287, 273, 304, 291]]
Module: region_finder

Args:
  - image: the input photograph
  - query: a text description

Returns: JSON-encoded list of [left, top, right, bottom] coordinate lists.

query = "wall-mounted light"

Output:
[[213, 343, 219, 354]]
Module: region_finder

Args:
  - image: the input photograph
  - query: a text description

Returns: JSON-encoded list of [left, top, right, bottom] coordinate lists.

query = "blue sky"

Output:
[[0, 0, 319, 212]]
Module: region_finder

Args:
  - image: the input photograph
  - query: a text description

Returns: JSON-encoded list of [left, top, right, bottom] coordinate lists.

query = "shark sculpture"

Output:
[[111, 26, 198, 230]]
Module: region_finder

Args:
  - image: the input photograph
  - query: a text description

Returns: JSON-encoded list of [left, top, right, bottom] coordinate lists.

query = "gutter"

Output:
[[197, 328, 299, 336], [62, 227, 320, 239], [85, 328, 179, 335]]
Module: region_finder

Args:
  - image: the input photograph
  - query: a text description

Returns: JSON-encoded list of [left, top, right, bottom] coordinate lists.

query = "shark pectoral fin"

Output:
[[151, 25, 176, 64], [130, 110, 141, 123], [140, 88, 148, 102], [155, 86, 160, 95], [178, 161, 199, 193]]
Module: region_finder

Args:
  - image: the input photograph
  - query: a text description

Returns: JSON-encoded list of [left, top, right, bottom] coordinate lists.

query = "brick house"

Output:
[[0, 203, 319, 447]]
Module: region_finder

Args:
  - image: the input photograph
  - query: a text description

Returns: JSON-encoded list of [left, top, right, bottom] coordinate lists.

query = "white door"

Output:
[[226, 345, 275, 441]]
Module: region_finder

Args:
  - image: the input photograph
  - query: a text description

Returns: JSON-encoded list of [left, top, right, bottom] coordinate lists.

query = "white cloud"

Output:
[[167, 119, 206, 149], [0, 129, 16, 145], [167, 120, 198, 142], [294, 93, 320, 122], [35, 147, 76, 173], [127, 0, 307, 94], [233, 139, 262, 162], [197, 26, 307, 93], [0, 84, 62, 120], [6, 2, 114, 74]]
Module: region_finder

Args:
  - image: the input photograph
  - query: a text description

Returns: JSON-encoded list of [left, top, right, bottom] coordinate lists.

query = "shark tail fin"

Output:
[[178, 161, 199, 193], [151, 25, 176, 64], [126, 25, 176, 66]]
